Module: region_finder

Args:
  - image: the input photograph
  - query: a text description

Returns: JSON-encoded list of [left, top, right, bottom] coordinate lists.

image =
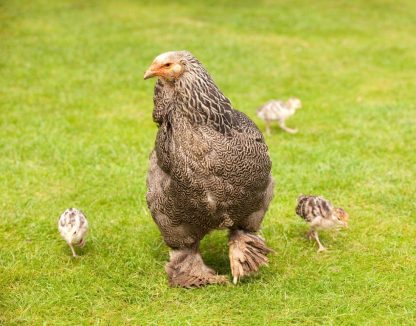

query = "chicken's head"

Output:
[[287, 98, 302, 110], [335, 207, 349, 228], [144, 51, 188, 82]]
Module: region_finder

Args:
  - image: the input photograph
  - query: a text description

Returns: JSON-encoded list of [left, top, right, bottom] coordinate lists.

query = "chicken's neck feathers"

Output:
[[153, 61, 235, 134]]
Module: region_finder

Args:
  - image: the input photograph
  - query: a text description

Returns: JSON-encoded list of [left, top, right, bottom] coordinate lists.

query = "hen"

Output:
[[144, 51, 274, 287]]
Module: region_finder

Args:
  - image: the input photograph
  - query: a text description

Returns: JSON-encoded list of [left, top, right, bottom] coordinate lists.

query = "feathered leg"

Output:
[[228, 230, 272, 284], [166, 248, 228, 288], [148, 155, 227, 288], [228, 177, 274, 284]]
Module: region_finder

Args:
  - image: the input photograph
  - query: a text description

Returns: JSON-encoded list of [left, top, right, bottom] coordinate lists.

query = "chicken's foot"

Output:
[[165, 249, 228, 288], [228, 230, 272, 284]]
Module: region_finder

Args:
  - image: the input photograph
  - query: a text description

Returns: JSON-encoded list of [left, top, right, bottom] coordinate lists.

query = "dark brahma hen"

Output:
[[144, 51, 274, 287]]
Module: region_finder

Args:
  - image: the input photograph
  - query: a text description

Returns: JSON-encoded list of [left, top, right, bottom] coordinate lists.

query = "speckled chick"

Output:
[[58, 208, 88, 257], [296, 195, 348, 252], [256, 98, 302, 135]]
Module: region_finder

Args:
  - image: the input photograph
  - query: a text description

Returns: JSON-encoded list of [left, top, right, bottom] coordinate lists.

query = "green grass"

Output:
[[1, 0, 416, 324]]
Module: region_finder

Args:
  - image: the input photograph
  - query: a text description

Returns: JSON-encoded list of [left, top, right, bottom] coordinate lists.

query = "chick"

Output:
[[256, 97, 302, 135], [58, 208, 88, 257], [296, 195, 348, 252]]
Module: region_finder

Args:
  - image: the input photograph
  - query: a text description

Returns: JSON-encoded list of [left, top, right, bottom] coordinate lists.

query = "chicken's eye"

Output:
[[164, 63, 172, 68]]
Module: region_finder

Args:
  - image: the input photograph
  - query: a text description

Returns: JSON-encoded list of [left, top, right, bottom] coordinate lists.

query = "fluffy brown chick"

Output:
[[296, 195, 349, 252]]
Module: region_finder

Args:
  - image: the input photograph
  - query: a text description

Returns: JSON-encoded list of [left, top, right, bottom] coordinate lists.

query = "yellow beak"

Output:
[[143, 67, 157, 80], [144, 61, 161, 80]]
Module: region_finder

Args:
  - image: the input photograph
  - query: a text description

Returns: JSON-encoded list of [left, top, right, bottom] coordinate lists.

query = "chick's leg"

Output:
[[78, 237, 86, 248], [265, 120, 271, 135], [68, 243, 77, 257], [306, 228, 314, 240], [279, 120, 298, 134], [311, 230, 326, 252]]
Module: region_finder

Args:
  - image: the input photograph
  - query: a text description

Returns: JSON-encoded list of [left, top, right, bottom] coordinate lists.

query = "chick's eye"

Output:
[[164, 63, 171, 67]]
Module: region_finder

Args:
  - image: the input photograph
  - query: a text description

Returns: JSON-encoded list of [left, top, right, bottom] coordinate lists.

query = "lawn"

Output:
[[1, 0, 416, 324]]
